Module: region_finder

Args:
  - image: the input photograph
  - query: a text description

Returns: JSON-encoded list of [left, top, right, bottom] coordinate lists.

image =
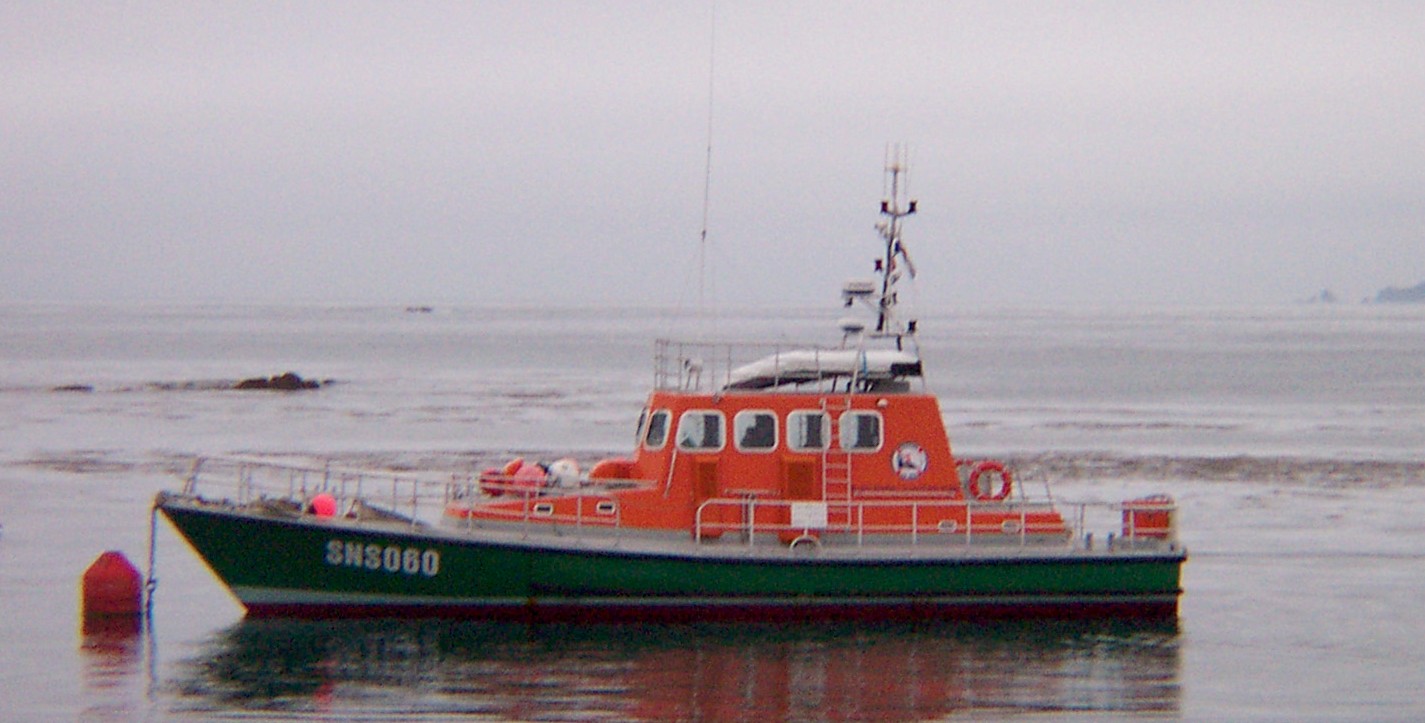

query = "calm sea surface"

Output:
[[1, 302, 1423, 720]]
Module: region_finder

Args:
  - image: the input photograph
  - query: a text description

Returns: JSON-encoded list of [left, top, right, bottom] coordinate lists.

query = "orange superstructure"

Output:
[[607, 389, 966, 530], [447, 345, 1072, 544]]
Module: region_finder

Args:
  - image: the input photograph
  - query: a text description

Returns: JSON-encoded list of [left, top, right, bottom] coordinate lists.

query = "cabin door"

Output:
[[693, 460, 723, 532], [694, 460, 720, 503], [782, 459, 818, 500]]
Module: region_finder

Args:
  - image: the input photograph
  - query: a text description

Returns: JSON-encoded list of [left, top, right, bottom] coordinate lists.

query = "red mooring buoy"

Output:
[[81, 550, 143, 619]]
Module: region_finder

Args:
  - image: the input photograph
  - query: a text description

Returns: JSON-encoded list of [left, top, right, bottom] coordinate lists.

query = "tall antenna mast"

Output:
[[697, 3, 717, 315]]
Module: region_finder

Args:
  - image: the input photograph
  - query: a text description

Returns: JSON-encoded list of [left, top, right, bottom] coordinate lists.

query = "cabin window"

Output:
[[677, 410, 725, 451], [643, 409, 670, 449], [839, 411, 882, 452], [734, 410, 778, 452], [787, 411, 830, 451]]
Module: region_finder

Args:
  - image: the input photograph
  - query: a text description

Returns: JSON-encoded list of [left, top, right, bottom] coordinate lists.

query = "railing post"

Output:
[[521, 489, 531, 540], [183, 458, 202, 495], [357, 476, 367, 521], [746, 498, 756, 549]]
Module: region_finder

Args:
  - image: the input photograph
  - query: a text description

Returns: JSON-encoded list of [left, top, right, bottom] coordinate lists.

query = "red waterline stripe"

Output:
[[243, 597, 1179, 623]]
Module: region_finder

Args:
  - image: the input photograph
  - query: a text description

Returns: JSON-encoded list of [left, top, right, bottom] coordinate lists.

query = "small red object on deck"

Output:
[[309, 493, 337, 517], [81, 550, 142, 618]]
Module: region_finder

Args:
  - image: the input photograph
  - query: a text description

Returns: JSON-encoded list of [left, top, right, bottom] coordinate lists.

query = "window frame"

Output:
[[733, 409, 779, 453], [787, 410, 831, 452], [642, 409, 671, 450], [676, 410, 726, 452], [838, 411, 884, 453]]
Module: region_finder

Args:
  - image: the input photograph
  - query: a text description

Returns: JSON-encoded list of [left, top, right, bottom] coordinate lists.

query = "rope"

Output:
[[144, 504, 159, 628]]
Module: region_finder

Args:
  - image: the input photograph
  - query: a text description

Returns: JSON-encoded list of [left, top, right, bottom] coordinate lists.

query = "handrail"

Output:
[[693, 496, 1178, 550], [172, 456, 1178, 552], [654, 338, 886, 393], [173, 456, 650, 535]]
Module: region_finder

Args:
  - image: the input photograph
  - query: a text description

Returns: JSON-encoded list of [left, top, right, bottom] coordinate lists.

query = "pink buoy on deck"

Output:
[[81, 550, 142, 619]]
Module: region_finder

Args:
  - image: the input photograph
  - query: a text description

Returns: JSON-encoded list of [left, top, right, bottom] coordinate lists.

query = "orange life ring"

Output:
[[968, 460, 1013, 501]]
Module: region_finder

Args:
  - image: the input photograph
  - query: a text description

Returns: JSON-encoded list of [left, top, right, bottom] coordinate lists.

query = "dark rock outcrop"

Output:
[[234, 372, 320, 391]]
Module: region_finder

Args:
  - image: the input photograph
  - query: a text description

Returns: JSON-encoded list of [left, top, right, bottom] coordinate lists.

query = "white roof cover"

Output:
[[723, 349, 922, 390]]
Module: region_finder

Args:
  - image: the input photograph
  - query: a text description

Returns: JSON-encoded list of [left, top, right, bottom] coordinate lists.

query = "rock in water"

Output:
[[234, 372, 320, 390]]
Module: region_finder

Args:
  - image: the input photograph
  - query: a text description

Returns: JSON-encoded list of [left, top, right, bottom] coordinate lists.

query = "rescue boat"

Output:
[[155, 159, 1186, 621]]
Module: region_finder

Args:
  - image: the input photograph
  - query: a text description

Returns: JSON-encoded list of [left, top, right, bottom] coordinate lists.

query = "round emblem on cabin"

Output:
[[892, 442, 929, 480]]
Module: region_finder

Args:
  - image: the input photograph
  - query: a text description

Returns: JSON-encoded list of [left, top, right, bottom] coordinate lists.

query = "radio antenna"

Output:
[[697, 3, 717, 316]]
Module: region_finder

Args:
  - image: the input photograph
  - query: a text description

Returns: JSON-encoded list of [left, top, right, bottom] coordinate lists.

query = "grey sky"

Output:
[[4, 2, 1421, 309]]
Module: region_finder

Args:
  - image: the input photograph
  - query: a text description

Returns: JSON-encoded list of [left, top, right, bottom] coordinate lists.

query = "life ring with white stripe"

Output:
[[968, 460, 1013, 501]]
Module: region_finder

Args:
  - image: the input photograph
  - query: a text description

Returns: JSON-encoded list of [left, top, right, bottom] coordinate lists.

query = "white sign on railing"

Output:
[[789, 501, 828, 529]]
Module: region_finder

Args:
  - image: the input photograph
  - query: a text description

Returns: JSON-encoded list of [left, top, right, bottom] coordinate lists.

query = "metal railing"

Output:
[[654, 338, 854, 393], [176, 456, 651, 536], [181, 456, 456, 529], [692, 495, 1177, 551], [174, 456, 1177, 552]]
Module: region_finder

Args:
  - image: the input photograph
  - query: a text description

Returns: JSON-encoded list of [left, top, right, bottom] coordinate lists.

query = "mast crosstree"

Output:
[[844, 145, 919, 350]]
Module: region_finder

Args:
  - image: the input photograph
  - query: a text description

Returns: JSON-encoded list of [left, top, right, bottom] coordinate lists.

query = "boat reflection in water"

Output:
[[170, 619, 1180, 719]]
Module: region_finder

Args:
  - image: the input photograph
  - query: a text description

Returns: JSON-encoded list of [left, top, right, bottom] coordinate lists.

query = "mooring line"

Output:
[[144, 503, 159, 626]]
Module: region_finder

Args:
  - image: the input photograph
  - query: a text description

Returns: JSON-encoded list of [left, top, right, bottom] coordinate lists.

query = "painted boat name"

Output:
[[324, 540, 440, 577]]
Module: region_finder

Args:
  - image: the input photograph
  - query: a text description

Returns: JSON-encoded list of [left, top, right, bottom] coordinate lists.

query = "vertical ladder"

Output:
[[821, 395, 854, 529]]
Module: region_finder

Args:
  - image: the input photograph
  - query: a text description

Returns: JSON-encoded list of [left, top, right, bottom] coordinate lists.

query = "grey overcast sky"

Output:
[[3, 2, 1422, 309]]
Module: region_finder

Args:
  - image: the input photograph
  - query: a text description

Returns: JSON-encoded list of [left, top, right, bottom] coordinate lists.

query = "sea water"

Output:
[[1, 302, 1423, 720]]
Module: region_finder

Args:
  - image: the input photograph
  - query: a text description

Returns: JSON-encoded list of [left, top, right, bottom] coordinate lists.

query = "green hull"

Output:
[[157, 495, 1185, 622]]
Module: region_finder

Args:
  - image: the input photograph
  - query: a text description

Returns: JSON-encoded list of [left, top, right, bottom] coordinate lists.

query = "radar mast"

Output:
[[840, 146, 921, 351], [875, 146, 919, 348]]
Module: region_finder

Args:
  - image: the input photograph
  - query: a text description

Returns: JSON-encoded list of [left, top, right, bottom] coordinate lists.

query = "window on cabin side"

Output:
[[677, 410, 725, 451], [643, 410, 670, 449], [788, 411, 830, 451], [839, 411, 882, 452], [734, 410, 777, 452]]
